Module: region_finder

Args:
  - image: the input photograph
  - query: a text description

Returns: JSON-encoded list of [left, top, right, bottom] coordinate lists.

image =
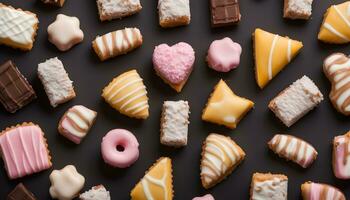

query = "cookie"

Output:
[[41, 0, 65, 7], [253, 28, 303, 88], [7, 183, 37, 200], [202, 79, 254, 129], [301, 182, 345, 200], [96, 0, 142, 21], [160, 100, 190, 147], [333, 131, 350, 179], [102, 69, 149, 119], [58, 105, 97, 144], [323, 53, 350, 115], [80, 185, 111, 200], [48, 14, 84, 51], [269, 76, 323, 127], [0, 3, 39, 51], [193, 194, 215, 200], [283, 0, 313, 20], [0, 122, 52, 179], [158, 0, 191, 28], [38, 57, 76, 107], [92, 28, 143, 61], [153, 42, 195, 92], [210, 0, 240, 27], [200, 134, 245, 189], [268, 134, 318, 168], [130, 157, 173, 200], [250, 173, 288, 200]]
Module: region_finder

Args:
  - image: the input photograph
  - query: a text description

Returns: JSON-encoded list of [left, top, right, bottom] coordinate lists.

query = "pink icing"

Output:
[[153, 42, 195, 84], [192, 194, 215, 200], [334, 136, 349, 179], [60, 119, 82, 144], [309, 183, 342, 200], [101, 129, 139, 168], [0, 125, 51, 179], [207, 37, 242, 72]]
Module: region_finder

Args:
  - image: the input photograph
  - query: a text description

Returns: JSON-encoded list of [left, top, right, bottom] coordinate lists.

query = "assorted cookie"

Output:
[[193, 194, 215, 200], [200, 133, 245, 189], [0, 3, 39, 51], [210, 0, 240, 27], [37, 57, 76, 107], [301, 182, 345, 200], [102, 69, 149, 119], [41, 0, 65, 7], [92, 27, 143, 61], [80, 185, 111, 200], [268, 134, 318, 168], [253, 28, 303, 89], [7, 183, 37, 200], [202, 79, 254, 129], [96, 0, 142, 21], [283, 0, 313, 20], [323, 53, 350, 115], [333, 131, 350, 179], [269, 76, 323, 127], [130, 157, 173, 200], [250, 173, 288, 200], [158, 0, 191, 28]]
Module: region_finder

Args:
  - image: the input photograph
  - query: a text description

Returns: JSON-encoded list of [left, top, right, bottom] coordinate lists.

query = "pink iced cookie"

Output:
[[101, 129, 139, 168], [333, 132, 350, 179], [193, 194, 215, 200], [207, 37, 242, 72], [153, 42, 195, 84]]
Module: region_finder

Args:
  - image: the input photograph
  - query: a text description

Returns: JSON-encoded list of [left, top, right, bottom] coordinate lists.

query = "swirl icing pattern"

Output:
[[301, 182, 345, 200], [333, 131, 350, 179]]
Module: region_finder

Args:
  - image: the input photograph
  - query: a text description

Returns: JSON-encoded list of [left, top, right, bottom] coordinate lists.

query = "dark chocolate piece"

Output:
[[210, 0, 241, 27], [7, 183, 36, 200], [41, 0, 66, 7], [0, 60, 36, 113]]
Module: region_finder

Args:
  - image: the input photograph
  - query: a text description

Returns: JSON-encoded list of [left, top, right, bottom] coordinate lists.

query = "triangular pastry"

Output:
[[318, 2, 350, 44], [253, 28, 303, 88], [202, 79, 254, 129], [131, 157, 173, 200], [200, 134, 245, 189], [102, 70, 149, 119]]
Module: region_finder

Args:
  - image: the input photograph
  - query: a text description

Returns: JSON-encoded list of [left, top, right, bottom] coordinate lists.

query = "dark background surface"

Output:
[[0, 0, 349, 199]]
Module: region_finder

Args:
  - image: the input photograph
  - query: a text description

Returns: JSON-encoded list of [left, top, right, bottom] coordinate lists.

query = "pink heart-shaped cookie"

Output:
[[153, 42, 195, 85]]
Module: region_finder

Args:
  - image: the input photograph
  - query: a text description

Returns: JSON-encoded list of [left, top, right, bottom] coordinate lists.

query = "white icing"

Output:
[[334, 5, 350, 29], [287, 39, 292, 62], [323, 23, 350, 42], [107, 78, 142, 101], [336, 76, 350, 89], [252, 177, 288, 200], [158, 0, 190, 22], [325, 54, 343, 68], [97, 0, 141, 20], [120, 91, 147, 110], [79, 185, 111, 200], [336, 88, 350, 108], [268, 35, 279, 80], [328, 59, 350, 74]]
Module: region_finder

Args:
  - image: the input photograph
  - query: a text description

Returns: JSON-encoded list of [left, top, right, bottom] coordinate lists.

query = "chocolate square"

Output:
[[0, 60, 36, 113], [7, 183, 36, 200], [210, 0, 241, 27]]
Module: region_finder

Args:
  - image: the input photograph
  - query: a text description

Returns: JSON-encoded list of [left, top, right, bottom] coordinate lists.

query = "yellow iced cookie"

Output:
[[253, 28, 303, 88], [318, 2, 350, 44], [131, 157, 173, 200], [202, 79, 254, 129], [102, 69, 149, 119]]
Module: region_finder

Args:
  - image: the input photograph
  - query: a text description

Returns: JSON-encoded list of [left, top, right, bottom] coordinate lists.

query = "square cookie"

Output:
[[7, 183, 36, 200], [283, 0, 313, 20], [41, 0, 66, 7], [160, 100, 190, 147], [96, 0, 142, 21], [250, 173, 288, 200], [158, 0, 191, 28], [210, 0, 240, 27]]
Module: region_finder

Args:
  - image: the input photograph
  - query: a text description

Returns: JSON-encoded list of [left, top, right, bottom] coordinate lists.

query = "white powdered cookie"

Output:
[[80, 185, 111, 200], [250, 173, 288, 200], [158, 0, 191, 28], [284, 0, 313, 20], [96, 0, 142, 21]]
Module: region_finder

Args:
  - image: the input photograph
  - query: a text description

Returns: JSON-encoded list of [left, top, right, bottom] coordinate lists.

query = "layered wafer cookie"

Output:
[[92, 28, 143, 61], [268, 134, 318, 168], [250, 173, 288, 200]]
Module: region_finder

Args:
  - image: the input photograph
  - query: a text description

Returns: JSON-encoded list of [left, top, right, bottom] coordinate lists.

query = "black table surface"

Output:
[[0, 0, 349, 199]]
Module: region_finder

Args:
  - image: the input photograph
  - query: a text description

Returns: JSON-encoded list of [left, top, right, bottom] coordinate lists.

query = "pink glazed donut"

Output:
[[101, 129, 139, 168]]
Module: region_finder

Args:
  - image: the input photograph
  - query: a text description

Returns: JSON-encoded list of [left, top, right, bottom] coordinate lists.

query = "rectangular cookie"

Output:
[[0, 3, 39, 51], [158, 0, 191, 28], [41, 0, 65, 7], [250, 173, 288, 200], [0, 60, 36, 113], [268, 76, 323, 127], [283, 0, 313, 20], [37, 57, 76, 107], [160, 100, 190, 147], [7, 183, 37, 200], [210, 0, 240, 27], [96, 0, 142, 21]]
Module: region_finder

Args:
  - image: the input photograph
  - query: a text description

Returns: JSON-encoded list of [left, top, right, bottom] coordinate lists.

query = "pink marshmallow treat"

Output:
[[193, 194, 215, 200]]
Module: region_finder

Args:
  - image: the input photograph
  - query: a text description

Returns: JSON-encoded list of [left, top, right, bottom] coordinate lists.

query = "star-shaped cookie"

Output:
[[47, 14, 84, 51]]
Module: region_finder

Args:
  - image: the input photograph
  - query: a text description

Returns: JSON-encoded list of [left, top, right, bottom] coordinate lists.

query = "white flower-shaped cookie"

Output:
[[48, 14, 84, 51]]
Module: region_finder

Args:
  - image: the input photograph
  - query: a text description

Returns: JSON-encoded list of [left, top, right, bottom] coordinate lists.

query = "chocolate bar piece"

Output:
[[0, 60, 36, 113], [210, 0, 241, 27], [41, 0, 65, 7], [7, 183, 37, 200]]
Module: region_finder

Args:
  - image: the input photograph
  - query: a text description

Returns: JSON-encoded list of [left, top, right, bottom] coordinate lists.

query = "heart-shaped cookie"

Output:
[[153, 42, 195, 92]]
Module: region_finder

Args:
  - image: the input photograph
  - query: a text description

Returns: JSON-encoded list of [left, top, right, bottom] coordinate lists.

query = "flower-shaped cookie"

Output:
[[48, 14, 84, 51]]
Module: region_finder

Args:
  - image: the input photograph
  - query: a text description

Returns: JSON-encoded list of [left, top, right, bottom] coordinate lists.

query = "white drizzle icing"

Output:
[[323, 23, 350, 42], [141, 159, 168, 200], [267, 35, 279, 80], [287, 39, 292, 63]]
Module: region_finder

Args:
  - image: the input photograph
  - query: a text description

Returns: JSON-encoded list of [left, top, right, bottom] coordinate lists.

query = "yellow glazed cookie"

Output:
[[131, 157, 173, 200], [102, 69, 149, 119], [318, 2, 350, 44], [202, 79, 254, 129], [253, 28, 303, 88]]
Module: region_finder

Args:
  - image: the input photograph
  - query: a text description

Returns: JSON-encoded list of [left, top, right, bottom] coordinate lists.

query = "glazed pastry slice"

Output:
[[268, 134, 317, 168], [102, 70, 149, 119], [250, 173, 288, 200], [131, 157, 173, 200], [301, 182, 345, 200], [200, 134, 245, 189], [202, 79, 254, 129], [333, 131, 350, 179], [318, 2, 350, 44], [253, 28, 303, 88], [323, 53, 350, 115]]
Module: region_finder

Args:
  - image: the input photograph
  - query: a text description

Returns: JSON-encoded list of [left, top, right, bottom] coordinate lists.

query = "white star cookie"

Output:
[[48, 14, 84, 51]]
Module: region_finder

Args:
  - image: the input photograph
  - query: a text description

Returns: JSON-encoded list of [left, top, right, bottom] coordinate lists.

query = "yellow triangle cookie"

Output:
[[131, 157, 173, 200], [253, 28, 303, 88], [102, 69, 149, 119], [202, 80, 254, 129], [318, 2, 350, 44], [200, 134, 245, 189]]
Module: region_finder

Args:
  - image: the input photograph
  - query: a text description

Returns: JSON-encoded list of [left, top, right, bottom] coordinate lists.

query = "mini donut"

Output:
[[101, 129, 139, 168]]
